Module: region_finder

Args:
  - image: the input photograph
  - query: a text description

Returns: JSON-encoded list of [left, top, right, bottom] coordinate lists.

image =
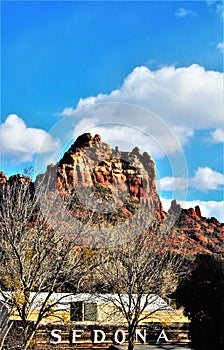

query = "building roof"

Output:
[[0, 292, 171, 312]]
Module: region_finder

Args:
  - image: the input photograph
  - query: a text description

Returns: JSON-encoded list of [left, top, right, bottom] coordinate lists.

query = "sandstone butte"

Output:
[[0, 133, 223, 257]]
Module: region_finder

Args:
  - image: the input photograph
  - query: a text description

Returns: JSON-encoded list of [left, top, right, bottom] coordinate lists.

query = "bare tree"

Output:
[[88, 211, 185, 350], [0, 174, 96, 350], [0, 169, 186, 349]]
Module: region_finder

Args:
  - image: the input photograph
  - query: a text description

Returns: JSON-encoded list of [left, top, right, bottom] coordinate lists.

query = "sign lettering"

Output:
[[114, 330, 126, 344], [50, 329, 62, 345], [93, 329, 106, 344], [136, 329, 147, 343], [72, 330, 84, 343], [50, 328, 169, 345], [156, 329, 169, 343]]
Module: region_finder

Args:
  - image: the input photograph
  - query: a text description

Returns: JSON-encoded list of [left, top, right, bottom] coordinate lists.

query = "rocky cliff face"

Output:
[[1, 134, 223, 257], [38, 133, 165, 219], [169, 200, 224, 256], [0, 171, 7, 184], [0, 171, 33, 186], [0, 173, 34, 198]]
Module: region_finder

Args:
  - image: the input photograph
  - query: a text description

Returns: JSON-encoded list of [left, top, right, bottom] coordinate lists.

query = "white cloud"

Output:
[[172, 126, 194, 146], [191, 167, 224, 190], [210, 128, 224, 143], [175, 8, 196, 17], [0, 114, 60, 163], [74, 123, 181, 159], [158, 166, 224, 191], [62, 64, 223, 131], [58, 107, 79, 117], [59, 64, 223, 161], [66, 102, 190, 179], [217, 41, 224, 53], [161, 197, 224, 222], [158, 177, 189, 192]]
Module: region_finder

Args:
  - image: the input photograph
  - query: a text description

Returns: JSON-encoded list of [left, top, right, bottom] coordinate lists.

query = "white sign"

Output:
[[50, 328, 169, 345]]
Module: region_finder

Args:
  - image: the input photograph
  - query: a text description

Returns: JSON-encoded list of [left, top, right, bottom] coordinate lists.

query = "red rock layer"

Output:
[[41, 133, 165, 218], [169, 200, 224, 256], [1, 134, 223, 257]]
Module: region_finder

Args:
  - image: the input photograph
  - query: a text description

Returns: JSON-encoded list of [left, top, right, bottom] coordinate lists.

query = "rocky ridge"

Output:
[[169, 200, 224, 256], [1, 133, 223, 257], [36, 133, 165, 219]]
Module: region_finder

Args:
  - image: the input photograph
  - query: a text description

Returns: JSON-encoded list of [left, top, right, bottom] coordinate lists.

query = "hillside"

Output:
[[0, 133, 223, 257]]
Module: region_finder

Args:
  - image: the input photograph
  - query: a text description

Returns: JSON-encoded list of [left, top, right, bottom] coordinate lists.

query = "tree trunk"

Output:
[[128, 337, 135, 350], [127, 330, 135, 350]]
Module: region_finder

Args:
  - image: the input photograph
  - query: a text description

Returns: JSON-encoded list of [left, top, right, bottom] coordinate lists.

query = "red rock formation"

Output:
[[8, 174, 33, 184], [0, 172, 33, 186], [0, 172, 7, 184], [173, 203, 224, 257], [0, 173, 34, 200], [45, 133, 165, 218], [1, 134, 223, 257], [195, 205, 202, 218]]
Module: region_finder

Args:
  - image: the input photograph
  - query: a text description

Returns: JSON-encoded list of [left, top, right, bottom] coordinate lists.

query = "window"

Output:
[[84, 303, 97, 321], [70, 302, 98, 321], [70, 301, 83, 321]]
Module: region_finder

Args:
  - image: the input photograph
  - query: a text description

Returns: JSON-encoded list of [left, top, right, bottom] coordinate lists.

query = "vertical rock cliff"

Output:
[[54, 133, 164, 218]]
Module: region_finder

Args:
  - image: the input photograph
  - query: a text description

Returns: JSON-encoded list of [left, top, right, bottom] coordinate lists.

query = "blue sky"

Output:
[[1, 0, 224, 220]]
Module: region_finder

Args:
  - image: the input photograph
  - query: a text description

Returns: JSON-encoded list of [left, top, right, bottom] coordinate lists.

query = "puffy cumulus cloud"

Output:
[[175, 8, 196, 17], [210, 128, 224, 143], [0, 114, 60, 163], [59, 64, 222, 158], [62, 64, 223, 132], [161, 197, 224, 222], [217, 42, 224, 53], [158, 166, 224, 191], [75, 123, 177, 159], [191, 167, 224, 190], [69, 103, 189, 168]]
